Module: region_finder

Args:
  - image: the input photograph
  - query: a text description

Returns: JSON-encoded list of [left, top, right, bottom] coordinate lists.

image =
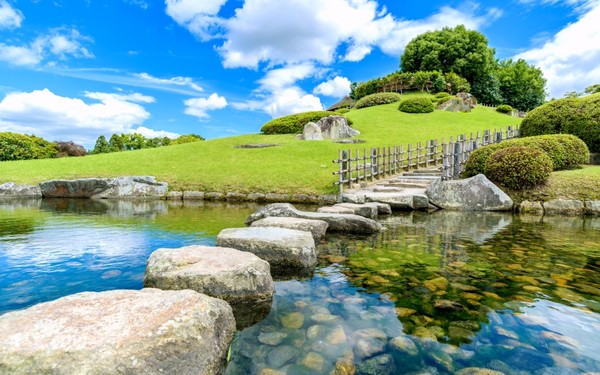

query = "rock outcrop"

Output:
[[144, 245, 274, 329], [250, 216, 329, 241], [0, 182, 42, 198], [217, 227, 317, 277], [297, 116, 360, 140], [426, 174, 513, 211], [39, 176, 168, 199], [0, 289, 235, 375], [302, 122, 324, 141], [245, 203, 383, 234]]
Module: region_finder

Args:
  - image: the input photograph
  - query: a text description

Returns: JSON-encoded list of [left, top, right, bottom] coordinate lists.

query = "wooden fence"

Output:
[[332, 126, 519, 193]]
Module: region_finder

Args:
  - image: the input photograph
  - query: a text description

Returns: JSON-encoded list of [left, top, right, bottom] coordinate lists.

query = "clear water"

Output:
[[0, 200, 599, 374]]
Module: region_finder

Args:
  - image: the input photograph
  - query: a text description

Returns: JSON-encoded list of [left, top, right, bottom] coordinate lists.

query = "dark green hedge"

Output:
[[485, 146, 552, 189], [354, 92, 402, 109], [520, 93, 600, 152], [0, 132, 57, 161], [261, 111, 352, 134], [398, 97, 435, 113]]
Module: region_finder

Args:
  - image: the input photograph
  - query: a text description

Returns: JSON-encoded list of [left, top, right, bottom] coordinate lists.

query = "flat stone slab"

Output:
[[586, 201, 600, 215], [246, 203, 383, 234], [364, 190, 429, 210], [144, 245, 274, 329], [334, 203, 378, 219], [250, 217, 329, 241], [318, 206, 355, 215], [543, 199, 585, 216], [217, 227, 317, 276], [364, 202, 392, 215], [0, 182, 42, 198], [426, 174, 513, 211], [39, 176, 168, 199], [0, 289, 235, 375]]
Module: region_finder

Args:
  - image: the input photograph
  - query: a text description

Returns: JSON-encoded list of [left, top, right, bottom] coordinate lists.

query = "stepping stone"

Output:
[[250, 216, 328, 241], [364, 202, 392, 215], [144, 245, 274, 329], [0, 289, 235, 375], [318, 206, 355, 215], [217, 227, 316, 277], [364, 190, 429, 210], [334, 203, 378, 219]]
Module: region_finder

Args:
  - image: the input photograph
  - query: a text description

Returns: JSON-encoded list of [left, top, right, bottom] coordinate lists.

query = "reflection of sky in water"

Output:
[[0, 216, 211, 313]]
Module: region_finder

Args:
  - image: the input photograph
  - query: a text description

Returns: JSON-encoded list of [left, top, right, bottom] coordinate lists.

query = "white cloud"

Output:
[[136, 72, 203, 92], [516, 1, 600, 98], [0, 0, 23, 29], [0, 89, 174, 147], [0, 28, 93, 67], [131, 126, 179, 139], [262, 87, 323, 118], [164, 0, 227, 40], [184, 93, 227, 119], [313, 76, 351, 97]]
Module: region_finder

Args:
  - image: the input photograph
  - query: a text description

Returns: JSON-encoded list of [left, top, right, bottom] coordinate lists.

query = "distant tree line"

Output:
[[351, 25, 547, 112], [91, 133, 204, 154]]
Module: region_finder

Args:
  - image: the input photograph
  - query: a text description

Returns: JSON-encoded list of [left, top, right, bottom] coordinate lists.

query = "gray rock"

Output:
[[0, 182, 42, 198], [364, 190, 429, 210], [365, 202, 392, 215], [426, 174, 513, 211], [216, 227, 316, 276], [204, 192, 224, 201], [354, 337, 386, 360], [342, 193, 366, 204], [585, 200, 600, 215], [250, 217, 328, 241], [334, 203, 378, 219], [144, 245, 274, 329], [0, 289, 235, 375], [39, 176, 168, 199], [543, 199, 585, 216], [258, 332, 288, 346], [245, 203, 383, 234], [268, 345, 299, 368], [389, 336, 419, 356], [355, 354, 395, 375], [182, 191, 205, 200], [519, 200, 544, 215], [166, 191, 183, 200], [318, 206, 355, 215], [316, 116, 360, 139], [301, 122, 324, 141]]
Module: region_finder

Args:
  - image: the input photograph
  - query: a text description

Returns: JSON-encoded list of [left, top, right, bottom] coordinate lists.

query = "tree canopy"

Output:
[[91, 133, 204, 154], [496, 59, 546, 111]]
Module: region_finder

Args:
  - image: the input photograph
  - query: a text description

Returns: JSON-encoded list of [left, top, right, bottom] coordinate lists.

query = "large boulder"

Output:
[[0, 289, 235, 375], [217, 227, 317, 277], [144, 245, 274, 329], [39, 176, 168, 199], [426, 174, 513, 211], [250, 216, 329, 241], [316, 116, 360, 139], [245, 203, 383, 234], [301, 122, 324, 141], [0, 182, 42, 198]]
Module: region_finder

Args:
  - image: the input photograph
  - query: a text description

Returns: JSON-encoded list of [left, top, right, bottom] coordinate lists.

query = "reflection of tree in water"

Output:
[[326, 213, 600, 345], [0, 201, 45, 236]]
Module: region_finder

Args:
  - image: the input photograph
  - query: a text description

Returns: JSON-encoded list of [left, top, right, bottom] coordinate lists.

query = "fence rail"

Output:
[[332, 126, 519, 193]]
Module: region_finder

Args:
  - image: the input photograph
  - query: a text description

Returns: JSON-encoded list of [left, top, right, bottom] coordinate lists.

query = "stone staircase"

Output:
[[372, 168, 442, 192]]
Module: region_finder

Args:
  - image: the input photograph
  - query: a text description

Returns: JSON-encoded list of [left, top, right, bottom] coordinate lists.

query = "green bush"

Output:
[[434, 92, 451, 99], [463, 134, 590, 177], [520, 93, 600, 152], [398, 97, 435, 113], [334, 108, 350, 114], [354, 92, 402, 109], [496, 104, 513, 114], [261, 111, 352, 134], [0, 132, 57, 161], [484, 146, 552, 189]]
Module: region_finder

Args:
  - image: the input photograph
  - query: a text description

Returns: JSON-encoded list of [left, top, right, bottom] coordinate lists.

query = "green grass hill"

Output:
[[0, 96, 521, 195]]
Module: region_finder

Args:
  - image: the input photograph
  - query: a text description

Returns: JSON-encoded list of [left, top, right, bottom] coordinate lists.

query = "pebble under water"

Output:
[[0, 199, 598, 374]]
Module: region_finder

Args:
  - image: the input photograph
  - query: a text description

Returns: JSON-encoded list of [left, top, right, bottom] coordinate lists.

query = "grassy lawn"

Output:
[[0, 101, 521, 195]]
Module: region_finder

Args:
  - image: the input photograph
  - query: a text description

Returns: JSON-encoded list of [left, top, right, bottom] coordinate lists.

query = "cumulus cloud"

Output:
[[0, 88, 174, 146], [516, 1, 600, 97], [136, 72, 203, 92], [313, 76, 351, 97], [165, 0, 228, 40], [184, 93, 227, 119], [133, 126, 179, 139], [0, 0, 23, 29], [0, 28, 93, 66]]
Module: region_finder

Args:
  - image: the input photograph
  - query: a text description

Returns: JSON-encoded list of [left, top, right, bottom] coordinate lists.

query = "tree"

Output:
[[444, 72, 470, 94], [400, 25, 497, 101], [496, 59, 547, 111], [172, 134, 205, 145], [585, 84, 600, 95], [92, 135, 110, 154], [108, 134, 124, 152]]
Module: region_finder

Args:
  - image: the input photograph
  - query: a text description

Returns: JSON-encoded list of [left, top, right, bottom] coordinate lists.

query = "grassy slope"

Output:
[[0, 100, 521, 195]]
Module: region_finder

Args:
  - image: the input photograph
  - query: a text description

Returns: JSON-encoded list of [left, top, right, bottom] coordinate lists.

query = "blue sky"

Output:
[[0, 0, 598, 148]]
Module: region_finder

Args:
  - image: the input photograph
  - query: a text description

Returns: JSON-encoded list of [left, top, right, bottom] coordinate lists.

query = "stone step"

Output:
[[383, 182, 431, 189], [391, 175, 441, 181], [373, 185, 405, 192], [409, 169, 442, 174], [401, 172, 442, 177]]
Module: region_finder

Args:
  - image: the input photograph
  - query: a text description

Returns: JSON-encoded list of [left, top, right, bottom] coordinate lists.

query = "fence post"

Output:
[[442, 142, 449, 180], [453, 141, 461, 179], [339, 150, 347, 194], [371, 148, 377, 181]]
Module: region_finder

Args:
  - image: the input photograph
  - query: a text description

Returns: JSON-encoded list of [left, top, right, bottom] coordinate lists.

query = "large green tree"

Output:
[[496, 59, 546, 111], [400, 25, 497, 103]]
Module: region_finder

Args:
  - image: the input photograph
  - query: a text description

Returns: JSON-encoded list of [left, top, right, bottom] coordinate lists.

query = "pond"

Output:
[[0, 199, 599, 374]]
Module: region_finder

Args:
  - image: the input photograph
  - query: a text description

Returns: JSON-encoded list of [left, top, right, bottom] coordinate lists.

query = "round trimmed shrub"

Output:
[[434, 92, 451, 99], [484, 146, 552, 190], [553, 134, 590, 166], [398, 97, 435, 113], [496, 104, 513, 114], [462, 143, 502, 177], [354, 92, 402, 109], [261, 111, 352, 134], [520, 93, 600, 152]]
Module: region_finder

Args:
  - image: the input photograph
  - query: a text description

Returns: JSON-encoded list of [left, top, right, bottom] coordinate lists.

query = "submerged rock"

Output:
[[426, 174, 513, 211], [389, 336, 419, 356], [143, 245, 274, 329], [245, 203, 383, 234], [0, 289, 235, 375], [250, 217, 329, 241]]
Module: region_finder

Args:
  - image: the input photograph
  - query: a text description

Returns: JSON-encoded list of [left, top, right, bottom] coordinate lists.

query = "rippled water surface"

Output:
[[0, 199, 599, 374]]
